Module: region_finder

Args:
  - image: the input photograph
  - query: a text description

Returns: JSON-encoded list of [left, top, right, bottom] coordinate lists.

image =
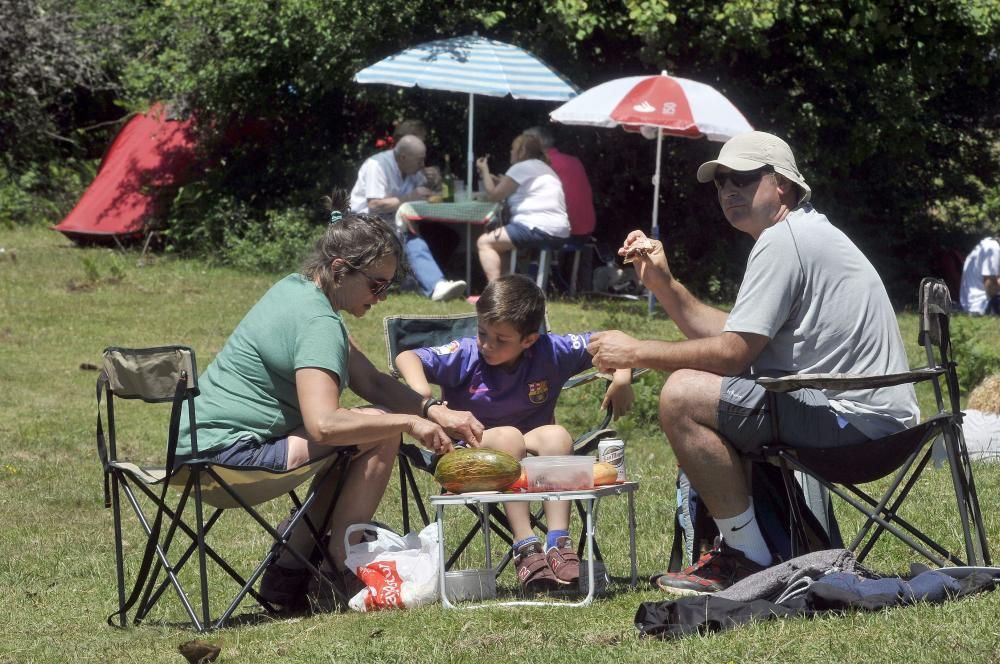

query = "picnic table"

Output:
[[398, 200, 501, 294]]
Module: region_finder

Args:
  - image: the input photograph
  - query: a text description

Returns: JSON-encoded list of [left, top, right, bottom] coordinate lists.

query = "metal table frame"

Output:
[[431, 482, 639, 609]]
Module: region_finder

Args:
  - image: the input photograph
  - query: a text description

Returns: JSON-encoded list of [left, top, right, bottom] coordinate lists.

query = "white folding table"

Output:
[[431, 482, 639, 609]]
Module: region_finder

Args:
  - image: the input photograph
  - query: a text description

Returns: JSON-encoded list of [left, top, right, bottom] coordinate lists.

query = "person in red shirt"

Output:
[[524, 126, 596, 237]]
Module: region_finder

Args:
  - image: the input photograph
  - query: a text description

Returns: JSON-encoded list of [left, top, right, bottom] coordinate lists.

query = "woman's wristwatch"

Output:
[[420, 397, 445, 419]]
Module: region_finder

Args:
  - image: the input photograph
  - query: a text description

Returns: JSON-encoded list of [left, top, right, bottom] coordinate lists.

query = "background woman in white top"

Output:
[[475, 133, 571, 282]]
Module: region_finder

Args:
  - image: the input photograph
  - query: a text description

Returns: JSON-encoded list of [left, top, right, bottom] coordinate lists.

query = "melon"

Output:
[[434, 448, 522, 493]]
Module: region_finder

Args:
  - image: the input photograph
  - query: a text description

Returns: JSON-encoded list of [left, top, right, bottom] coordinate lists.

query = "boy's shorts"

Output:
[[717, 376, 870, 454], [505, 222, 564, 250]]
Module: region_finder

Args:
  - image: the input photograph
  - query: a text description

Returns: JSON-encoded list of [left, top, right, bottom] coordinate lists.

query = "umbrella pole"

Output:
[[467, 93, 475, 199], [648, 128, 663, 314]]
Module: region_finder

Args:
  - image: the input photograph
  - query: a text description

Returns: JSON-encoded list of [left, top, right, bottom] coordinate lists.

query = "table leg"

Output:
[[628, 488, 638, 587], [437, 504, 455, 609]]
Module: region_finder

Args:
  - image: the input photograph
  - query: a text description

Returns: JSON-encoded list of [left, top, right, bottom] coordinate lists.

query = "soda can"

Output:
[[598, 439, 626, 482]]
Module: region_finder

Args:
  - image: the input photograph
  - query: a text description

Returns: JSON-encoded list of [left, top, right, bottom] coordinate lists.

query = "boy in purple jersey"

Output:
[[396, 275, 634, 591]]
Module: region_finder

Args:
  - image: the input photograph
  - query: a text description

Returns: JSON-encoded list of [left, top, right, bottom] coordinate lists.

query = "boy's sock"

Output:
[[545, 529, 570, 550], [512, 535, 539, 554], [714, 504, 773, 567]]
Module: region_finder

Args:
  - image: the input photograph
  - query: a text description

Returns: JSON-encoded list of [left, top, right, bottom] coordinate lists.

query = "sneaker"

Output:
[[544, 536, 580, 585], [653, 538, 766, 596], [514, 540, 559, 593], [430, 279, 467, 302]]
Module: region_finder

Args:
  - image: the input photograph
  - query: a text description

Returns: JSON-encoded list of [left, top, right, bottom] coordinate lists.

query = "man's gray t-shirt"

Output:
[[724, 206, 919, 438]]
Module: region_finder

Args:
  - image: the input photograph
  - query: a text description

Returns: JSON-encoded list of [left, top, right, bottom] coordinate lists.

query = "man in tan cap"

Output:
[[587, 131, 918, 593]]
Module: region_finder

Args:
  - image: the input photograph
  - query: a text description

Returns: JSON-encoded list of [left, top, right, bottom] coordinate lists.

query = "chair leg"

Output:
[[570, 250, 581, 296], [536, 249, 550, 291], [509, 248, 518, 275], [110, 473, 129, 627]]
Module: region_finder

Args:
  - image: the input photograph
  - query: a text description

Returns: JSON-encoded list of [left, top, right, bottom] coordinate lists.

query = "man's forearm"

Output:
[[353, 370, 424, 415], [633, 336, 749, 376], [643, 269, 729, 339]]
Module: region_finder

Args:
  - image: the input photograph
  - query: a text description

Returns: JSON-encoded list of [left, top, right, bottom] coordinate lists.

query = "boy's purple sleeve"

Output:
[[550, 332, 594, 380], [412, 337, 475, 389]]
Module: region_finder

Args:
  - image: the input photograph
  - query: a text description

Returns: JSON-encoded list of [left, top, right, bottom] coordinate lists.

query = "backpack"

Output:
[[668, 463, 843, 572]]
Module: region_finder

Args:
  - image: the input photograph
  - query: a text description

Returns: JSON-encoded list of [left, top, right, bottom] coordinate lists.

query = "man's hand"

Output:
[[412, 185, 435, 200], [427, 404, 484, 448], [588, 330, 641, 372], [619, 231, 671, 285], [407, 417, 454, 455]]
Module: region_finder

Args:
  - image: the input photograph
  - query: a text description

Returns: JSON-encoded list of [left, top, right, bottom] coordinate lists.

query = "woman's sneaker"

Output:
[[653, 538, 765, 596], [514, 540, 559, 593], [544, 536, 581, 585]]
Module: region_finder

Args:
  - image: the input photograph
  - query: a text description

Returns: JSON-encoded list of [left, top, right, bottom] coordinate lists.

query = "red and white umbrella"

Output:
[[550, 72, 752, 237]]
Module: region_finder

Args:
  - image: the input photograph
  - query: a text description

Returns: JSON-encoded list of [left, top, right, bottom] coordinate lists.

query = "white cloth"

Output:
[[724, 206, 920, 438], [504, 159, 571, 238], [959, 237, 1000, 314], [349, 150, 426, 220]]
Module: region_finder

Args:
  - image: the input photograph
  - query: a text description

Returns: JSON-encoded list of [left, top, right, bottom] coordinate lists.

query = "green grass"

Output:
[[2, 225, 999, 663]]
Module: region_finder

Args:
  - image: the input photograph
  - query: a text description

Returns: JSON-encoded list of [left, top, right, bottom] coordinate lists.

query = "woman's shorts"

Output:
[[504, 222, 565, 250], [716, 376, 871, 454], [178, 435, 290, 471]]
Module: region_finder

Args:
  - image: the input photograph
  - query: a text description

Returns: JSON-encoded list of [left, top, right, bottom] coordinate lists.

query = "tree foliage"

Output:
[[6, 0, 1000, 299]]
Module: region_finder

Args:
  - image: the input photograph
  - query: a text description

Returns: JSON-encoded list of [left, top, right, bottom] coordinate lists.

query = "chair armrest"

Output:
[[562, 367, 649, 391], [756, 367, 944, 393]]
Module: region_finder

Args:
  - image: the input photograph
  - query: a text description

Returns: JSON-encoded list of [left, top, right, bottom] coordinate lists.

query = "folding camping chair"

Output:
[[95, 345, 351, 631], [382, 312, 637, 575], [755, 278, 990, 567]]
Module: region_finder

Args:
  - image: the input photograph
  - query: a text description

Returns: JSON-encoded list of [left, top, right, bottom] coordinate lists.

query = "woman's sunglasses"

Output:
[[714, 165, 774, 189], [342, 258, 393, 297]]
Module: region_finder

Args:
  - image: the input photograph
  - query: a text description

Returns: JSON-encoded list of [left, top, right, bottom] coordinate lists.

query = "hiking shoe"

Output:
[[514, 541, 559, 593], [653, 539, 766, 596], [259, 562, 311, 612], [545, 536, 580, 585]]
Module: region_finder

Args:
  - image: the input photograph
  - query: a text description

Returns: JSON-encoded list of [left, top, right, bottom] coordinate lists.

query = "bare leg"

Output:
[[479, 427, 533, 540], [659, 370, 749, 519], [523, 425, 573, 531], [280, 407, 400, 572], [477, 227, 515, 282]]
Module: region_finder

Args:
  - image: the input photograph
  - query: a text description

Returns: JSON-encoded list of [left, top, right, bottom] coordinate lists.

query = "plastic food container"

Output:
[[444, 568, 497, 602], [521, 456, 595, 492]]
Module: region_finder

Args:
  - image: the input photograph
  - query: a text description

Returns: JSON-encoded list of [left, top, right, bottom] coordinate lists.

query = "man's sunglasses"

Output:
[[342, 258, 393, 297], [714, 165, 774, 189]]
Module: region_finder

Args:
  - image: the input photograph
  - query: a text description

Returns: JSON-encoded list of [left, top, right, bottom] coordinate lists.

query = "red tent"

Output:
[[53, 104, 198, 244]]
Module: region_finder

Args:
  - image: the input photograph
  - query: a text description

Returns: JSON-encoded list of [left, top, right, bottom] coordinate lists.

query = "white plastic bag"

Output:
[[343, 522, 440, 612]]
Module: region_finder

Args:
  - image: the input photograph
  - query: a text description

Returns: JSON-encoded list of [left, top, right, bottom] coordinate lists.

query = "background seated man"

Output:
[[349, 134, 466, 301], [587, 131, 919, 595], [959, 233, 1000, 315]]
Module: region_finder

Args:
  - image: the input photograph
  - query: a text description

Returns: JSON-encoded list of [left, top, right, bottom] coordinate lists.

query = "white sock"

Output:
[[714, 504, 773, 567]]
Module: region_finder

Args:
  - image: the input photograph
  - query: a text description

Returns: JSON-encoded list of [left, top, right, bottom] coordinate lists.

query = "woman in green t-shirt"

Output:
[[186, 206, 485, 612]]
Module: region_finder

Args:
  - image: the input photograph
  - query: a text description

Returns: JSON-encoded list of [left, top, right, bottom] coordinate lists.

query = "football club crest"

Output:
[[527, 380, 549, 404]]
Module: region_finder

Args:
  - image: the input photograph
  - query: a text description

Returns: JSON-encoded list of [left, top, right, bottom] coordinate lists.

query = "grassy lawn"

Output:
[[1, 225, 999, 663]]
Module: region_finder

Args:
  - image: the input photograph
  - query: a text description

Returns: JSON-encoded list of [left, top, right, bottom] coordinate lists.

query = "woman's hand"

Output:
[[427, 404, 484, 447], [601, 372, 635, 420], [619, 230, 672, 285], [407, 417, 454, 455], [475, 155, 490, 173]]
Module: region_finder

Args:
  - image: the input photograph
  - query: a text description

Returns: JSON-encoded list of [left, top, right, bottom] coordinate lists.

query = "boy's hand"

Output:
[[601, 376, 635, 420], [427, 405, 484, 448], [407, 417, 454, 454]]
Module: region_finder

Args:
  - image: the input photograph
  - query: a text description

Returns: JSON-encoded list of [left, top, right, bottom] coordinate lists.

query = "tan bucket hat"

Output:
[[697, 131, 811, 205]]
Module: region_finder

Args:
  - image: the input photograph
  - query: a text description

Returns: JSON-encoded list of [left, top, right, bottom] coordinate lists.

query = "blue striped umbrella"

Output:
[[355, 35, 578, 191]]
